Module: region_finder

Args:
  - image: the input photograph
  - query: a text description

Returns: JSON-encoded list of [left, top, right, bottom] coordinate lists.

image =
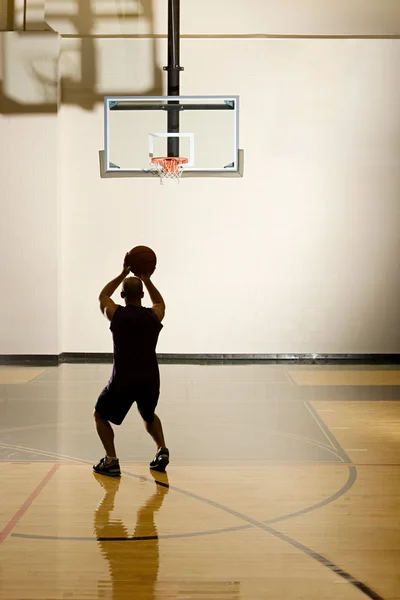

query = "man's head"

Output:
[[121, 277, 144, 304]]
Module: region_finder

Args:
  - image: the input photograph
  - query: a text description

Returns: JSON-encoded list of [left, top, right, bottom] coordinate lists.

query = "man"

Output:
[[93, 253, 169, 477]]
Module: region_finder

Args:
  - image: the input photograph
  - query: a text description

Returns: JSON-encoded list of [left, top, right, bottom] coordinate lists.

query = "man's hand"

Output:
[[98, 253, 132, 322], [134, 272, 152, 283], [123, 252, 131, 276], [134, 272, 166, 322]]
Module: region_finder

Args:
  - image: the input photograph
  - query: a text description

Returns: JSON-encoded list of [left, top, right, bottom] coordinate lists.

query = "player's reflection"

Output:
[[94, 471, 169, 599]]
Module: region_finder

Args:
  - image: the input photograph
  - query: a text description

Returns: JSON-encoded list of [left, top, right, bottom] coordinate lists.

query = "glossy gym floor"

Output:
[[0, 363, 399, 599]]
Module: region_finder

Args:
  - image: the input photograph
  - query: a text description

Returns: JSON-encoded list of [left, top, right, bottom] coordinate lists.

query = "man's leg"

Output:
[[144, 413, 166, 450], [94, 410, 117, 458], [93, 410, 121, 477], [143, 413, 169, 472], [138, 386, 169, 472]]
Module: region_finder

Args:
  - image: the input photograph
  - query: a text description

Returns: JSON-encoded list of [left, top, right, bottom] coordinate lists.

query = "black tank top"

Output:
[[107, 305, 163, 387]]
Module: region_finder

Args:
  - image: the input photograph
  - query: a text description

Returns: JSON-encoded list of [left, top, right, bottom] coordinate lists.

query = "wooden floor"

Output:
[[0, 364, 399, 599]]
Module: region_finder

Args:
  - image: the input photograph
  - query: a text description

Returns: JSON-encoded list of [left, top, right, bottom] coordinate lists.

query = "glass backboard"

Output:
[[100, 95, 243, 178]]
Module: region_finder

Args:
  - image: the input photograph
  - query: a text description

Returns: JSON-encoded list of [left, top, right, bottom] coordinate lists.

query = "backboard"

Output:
[[100, 95, 243, 178]]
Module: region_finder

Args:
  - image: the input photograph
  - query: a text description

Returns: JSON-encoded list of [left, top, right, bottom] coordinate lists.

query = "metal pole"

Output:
[[164, 0, 183, 157]]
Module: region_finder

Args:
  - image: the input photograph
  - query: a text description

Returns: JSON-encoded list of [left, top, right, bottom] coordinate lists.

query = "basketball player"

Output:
[[93, 253, 169, 477]]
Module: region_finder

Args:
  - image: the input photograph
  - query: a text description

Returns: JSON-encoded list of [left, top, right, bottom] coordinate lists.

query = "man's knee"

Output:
[[94, 409, 106, 422], [142, 411, 156, 427]]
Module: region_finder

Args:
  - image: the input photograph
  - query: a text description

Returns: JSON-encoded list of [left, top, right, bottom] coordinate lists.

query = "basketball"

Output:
[[126, 246, 157, 275]]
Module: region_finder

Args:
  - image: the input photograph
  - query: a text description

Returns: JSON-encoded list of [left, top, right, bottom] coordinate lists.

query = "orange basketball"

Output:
[[126, 246, 157, 275]]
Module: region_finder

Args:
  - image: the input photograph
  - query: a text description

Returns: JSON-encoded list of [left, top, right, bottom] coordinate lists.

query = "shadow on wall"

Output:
[[0, 0, 14, 30], [0, 0, 163, 114]]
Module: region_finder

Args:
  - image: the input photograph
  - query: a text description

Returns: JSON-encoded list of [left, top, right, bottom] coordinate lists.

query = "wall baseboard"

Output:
[[0, 354, 60, 366], [0, 353, 399, 366]]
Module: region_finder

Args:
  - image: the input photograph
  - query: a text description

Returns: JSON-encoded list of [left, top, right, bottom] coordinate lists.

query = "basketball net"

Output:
[[150, 157, 188, 184]]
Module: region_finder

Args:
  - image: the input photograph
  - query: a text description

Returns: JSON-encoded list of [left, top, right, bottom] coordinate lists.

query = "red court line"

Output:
[[0, 463, 59, 545]]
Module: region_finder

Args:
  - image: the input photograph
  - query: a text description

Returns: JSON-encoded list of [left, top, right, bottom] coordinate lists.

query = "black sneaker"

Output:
[[93, 457, 121, 478], [150, 447, 169, 472]]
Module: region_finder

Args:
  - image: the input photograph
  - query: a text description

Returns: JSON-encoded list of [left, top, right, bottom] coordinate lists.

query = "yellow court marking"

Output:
[[0, 368, 46, 385], [288, 369, 400, 386]]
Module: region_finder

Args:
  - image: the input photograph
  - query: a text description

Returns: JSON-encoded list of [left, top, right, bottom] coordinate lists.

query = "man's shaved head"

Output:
[[122, 277, 144, 302]]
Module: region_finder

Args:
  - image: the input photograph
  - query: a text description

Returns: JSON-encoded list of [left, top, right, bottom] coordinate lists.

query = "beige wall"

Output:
[[3, 0, 400, 35], [0, 113, 60, 354], [44, 0, 400, 36], [1, 2, 400, 355], [0, 32, 60, 354], [60, 39, 400, 354]]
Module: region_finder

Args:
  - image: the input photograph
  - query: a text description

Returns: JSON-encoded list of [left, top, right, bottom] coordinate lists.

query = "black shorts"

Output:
[[95, 381, 160, 425]]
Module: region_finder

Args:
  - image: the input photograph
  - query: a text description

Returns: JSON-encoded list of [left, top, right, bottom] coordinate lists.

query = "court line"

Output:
[[123, 465, 382, 600], [0, 422, 343, 457], [302, 401, 338, 451], [28, 369, 53, 384], [281, 370, 293, 384], [305, 401, 353, 463], [3, 459, 400, 467], [0, 463, 59, 545], [195, 427, 344, 456], [12, 526, 248, 542], [260, 428, 341, 454], [0, 412, 342, 458], [0, 443, 396, 471], [0, 443, 82, 462], [0, 441, 342, 465], [0, 444, 383, 598], [0, 422, 61, 435], [0, 369, 51, 386], [11, 464, 357, 540], [0, 442, 353, 533]]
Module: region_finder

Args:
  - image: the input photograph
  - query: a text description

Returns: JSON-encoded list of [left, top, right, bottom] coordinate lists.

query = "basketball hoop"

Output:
[[150, 156, 188, 184]]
